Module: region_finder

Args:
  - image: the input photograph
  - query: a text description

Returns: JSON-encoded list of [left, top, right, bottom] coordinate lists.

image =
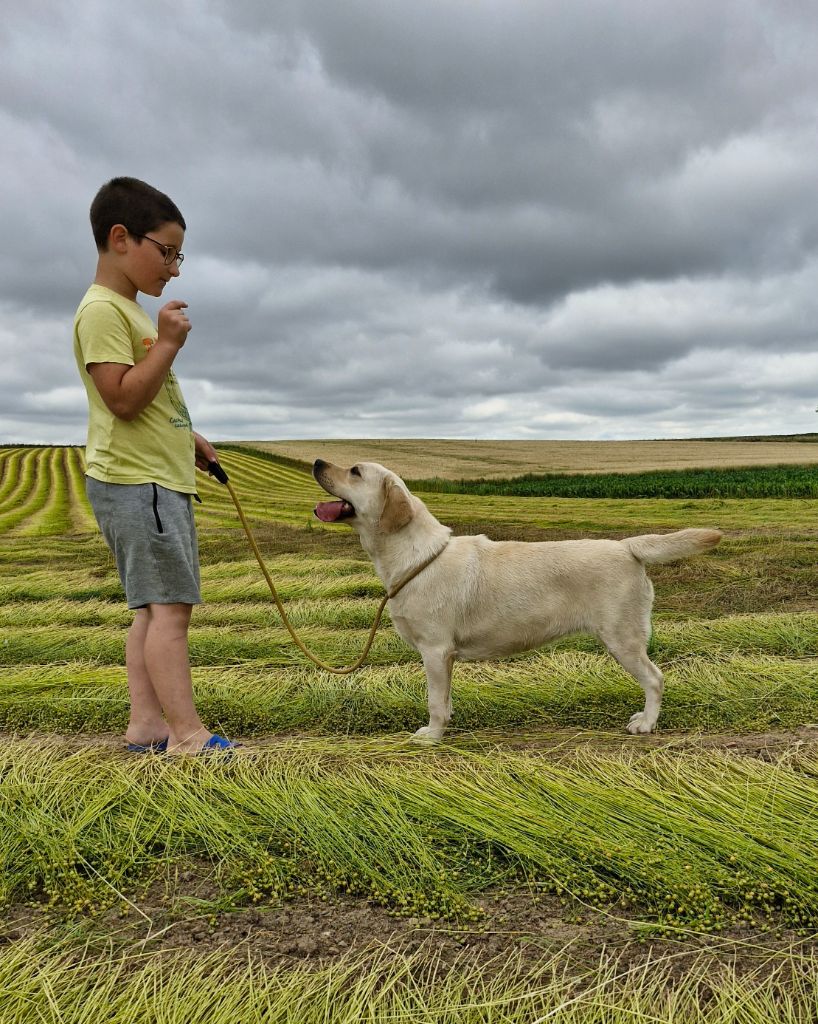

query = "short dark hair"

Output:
[[90, 177, 186, 250]]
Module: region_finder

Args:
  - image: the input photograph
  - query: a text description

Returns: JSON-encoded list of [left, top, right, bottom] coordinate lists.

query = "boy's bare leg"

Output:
[[142, 602, 213, 753], [124, 608, 170, 747]]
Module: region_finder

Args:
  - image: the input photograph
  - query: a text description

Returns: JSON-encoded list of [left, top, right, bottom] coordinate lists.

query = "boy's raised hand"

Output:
[[157, 300, 191, 350]]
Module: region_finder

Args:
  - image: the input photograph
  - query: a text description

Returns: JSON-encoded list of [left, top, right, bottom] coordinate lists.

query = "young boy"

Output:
[[74, 176, 237, 755]]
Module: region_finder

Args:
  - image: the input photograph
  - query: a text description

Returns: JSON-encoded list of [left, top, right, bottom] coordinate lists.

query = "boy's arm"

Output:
[[88, 301, 190, 421]]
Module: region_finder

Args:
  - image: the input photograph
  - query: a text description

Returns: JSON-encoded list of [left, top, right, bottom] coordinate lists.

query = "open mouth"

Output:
[[313, 498, 356, 523]]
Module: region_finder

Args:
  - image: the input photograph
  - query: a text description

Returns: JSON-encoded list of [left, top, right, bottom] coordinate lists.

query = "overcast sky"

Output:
[[3, 0, 818, 443]]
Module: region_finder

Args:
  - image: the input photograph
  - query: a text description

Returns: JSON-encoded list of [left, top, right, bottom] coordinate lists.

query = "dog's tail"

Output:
[[621, 528, 722, 564]]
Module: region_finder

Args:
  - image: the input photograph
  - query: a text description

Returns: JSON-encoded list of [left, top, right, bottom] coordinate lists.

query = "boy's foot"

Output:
[[125, 738, 169, 754], [125, 718, 170, 751]]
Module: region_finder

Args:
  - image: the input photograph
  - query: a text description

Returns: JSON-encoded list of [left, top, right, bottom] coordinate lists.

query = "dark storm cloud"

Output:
[[1, 0, 817, 443]]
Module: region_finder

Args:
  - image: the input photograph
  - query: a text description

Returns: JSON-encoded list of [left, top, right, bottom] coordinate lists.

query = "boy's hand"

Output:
[[193, 431, 219, 472], [157, 301, 191, 350]]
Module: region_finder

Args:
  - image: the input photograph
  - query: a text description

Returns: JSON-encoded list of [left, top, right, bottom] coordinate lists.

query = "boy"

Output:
[[74, 176, 237, 755]]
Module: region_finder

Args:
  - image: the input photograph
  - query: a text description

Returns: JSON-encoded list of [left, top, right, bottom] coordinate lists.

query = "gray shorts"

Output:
[[86, 478, 201, 609]]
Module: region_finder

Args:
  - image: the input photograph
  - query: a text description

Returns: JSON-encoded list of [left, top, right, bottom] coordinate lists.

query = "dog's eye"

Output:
[[350, 466, 361, 476]]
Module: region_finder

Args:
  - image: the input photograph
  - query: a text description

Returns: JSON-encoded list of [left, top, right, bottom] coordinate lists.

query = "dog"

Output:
[[313, 459, 722, 742]]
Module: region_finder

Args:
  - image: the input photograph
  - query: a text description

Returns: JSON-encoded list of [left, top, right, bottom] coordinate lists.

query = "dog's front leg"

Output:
[[411, 649, 455, 744]]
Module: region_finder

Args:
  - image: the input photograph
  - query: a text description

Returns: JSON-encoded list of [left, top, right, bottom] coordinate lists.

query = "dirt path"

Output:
[[7, 882, 816, 981], [6, 724, 818, 760]]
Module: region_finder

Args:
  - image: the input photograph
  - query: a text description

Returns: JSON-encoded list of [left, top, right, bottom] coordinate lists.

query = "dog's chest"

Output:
[[389, 614, 423, 650]]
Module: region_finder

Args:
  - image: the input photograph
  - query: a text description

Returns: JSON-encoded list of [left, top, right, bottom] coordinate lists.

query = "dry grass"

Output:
[[244, 438, 818, 480]]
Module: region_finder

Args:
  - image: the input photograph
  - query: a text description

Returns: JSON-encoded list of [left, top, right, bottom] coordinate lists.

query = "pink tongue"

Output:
[[314, 500, 348, 522]]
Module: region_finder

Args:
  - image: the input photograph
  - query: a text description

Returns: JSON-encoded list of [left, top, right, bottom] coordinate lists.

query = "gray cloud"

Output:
[[1, 0, 818, 445]]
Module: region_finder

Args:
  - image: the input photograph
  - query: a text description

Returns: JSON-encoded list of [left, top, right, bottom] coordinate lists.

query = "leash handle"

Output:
[[208, 460, 229, 484]]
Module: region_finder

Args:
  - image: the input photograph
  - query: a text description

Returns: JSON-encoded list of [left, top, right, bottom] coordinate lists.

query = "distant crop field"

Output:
[[243, 436, 818, 480], [4, 443, 818, 1018], [414, 464, 818, 499]]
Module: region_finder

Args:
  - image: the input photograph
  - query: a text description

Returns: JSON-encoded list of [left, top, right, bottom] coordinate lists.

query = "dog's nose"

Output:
[[313, 459, 327, 477]]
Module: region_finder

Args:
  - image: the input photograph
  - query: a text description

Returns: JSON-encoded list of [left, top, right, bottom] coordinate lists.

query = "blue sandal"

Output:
[[200, 734, 242, 754]]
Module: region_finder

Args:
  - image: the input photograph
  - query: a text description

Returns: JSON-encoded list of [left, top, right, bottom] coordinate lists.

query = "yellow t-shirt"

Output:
[[73, 284, 196, 492]]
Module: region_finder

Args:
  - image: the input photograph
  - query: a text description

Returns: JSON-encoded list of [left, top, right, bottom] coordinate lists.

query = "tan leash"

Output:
[[209, 463, 448, 675]]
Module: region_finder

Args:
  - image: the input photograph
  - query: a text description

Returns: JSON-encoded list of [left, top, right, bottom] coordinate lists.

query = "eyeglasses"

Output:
[[129, 232, 184, 266]]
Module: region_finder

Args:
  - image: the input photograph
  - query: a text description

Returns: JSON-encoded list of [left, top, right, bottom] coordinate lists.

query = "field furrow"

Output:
[[0, 448, 40, 525]]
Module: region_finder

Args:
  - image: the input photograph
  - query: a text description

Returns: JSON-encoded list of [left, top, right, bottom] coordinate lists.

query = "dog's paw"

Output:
[[410, 726, 444, 745], [626, 712, 656, 735]]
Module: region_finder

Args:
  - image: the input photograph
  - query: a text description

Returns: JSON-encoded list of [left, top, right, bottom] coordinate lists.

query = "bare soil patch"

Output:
[[6, 879, 815, 983]]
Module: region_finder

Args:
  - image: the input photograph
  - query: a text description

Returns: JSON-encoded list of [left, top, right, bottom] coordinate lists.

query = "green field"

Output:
[[3, 443, 818, 1021], [412, 463, 818, 499]]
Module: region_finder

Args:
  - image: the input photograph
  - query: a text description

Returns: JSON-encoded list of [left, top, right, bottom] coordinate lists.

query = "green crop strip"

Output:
[[409, 463, 818, 499]]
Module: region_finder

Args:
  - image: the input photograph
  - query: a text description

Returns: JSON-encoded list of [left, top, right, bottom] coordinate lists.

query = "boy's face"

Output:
[[117, 221, 185, 298]]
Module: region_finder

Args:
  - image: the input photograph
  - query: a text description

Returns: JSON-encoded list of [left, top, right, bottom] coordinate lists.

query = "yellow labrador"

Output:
[[313, 459, 721, 742]]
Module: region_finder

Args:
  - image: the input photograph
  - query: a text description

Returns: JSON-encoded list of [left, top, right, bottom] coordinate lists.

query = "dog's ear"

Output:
[[379, 478, 413, 533]]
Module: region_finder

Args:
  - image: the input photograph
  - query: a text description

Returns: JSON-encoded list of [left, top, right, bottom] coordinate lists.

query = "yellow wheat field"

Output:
[[242, 437, 818, 480]]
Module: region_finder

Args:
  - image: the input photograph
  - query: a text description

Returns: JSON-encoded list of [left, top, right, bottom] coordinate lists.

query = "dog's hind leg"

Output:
[[411, 649, 455, 744], [599, 576, 664, 734], [600, 634, 664, 734]]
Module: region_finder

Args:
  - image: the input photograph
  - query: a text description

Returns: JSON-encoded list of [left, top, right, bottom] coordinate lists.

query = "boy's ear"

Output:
[[108, 224, 129, 253], [379, 479, 413, 533]]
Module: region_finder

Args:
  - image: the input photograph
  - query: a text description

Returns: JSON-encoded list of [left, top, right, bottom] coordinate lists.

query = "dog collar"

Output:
[[386, 537, 451, 600]]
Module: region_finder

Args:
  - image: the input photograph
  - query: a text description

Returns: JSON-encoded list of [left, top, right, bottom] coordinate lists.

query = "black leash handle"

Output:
[[208, 460, 229, 484]]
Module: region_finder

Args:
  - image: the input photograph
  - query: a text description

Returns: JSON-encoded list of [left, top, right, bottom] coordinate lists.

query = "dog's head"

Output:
[[313, 460, 414, 535]]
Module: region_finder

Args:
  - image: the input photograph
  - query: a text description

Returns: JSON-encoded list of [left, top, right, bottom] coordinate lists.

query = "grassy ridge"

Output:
[[2, 604, 818, 669], [218, 441, 313, 474], [410, 463, 818, 499], [3, 643, 818, 736]]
